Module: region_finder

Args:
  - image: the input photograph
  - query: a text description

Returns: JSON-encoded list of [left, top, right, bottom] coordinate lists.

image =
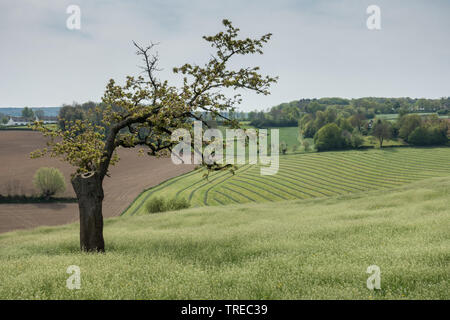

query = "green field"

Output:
[[376, 113, 450, 121], [276, 127, 303, 152], [0, 176, 448, 299], [123, 147, 450, 216], [219, 125, 304, 153]]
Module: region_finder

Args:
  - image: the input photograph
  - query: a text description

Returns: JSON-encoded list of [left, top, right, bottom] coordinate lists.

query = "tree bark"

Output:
[[71, 172, 105, 252]]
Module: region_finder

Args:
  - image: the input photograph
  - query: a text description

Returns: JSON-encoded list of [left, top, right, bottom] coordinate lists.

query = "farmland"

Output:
[[0, 131, 195, 233], [123, 147, 450, 216], [0, 176, 448, 299]]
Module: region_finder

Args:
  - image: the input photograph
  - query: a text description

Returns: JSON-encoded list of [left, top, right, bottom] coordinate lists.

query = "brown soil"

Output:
[[0, 131, 194, 234]]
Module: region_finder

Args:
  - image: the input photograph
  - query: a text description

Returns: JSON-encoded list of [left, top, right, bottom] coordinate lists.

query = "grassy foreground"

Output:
[[0, 176, 449, 299]]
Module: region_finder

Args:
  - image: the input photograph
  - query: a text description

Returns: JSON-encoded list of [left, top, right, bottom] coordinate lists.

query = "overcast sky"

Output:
[[1, 0, 449, 111]]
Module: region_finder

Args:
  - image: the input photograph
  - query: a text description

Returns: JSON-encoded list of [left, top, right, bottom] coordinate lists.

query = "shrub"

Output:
[[166, 197, 190, 211], [33, 167, 66, 199], [371, 119, 392, 148], [280, 141, 288, 155], [399, 114, 421, 140], [146, 197, 190, 213], [145, 197, 166, 213], [314, 123, 347, 151], [302, 139, 311, 152], [408, 126, 448, 146], [303, 121, 318, 138], [350, 129, 364, 148]]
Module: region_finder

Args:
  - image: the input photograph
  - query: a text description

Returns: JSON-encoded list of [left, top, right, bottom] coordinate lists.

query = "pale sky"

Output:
[[0, 0, 449, 111]]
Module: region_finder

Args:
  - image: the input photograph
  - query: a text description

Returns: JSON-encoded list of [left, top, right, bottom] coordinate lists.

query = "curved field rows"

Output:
[[122, 147, 450, 216]]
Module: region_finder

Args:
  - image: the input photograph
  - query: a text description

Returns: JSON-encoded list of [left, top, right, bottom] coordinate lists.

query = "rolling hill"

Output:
[[123, 147, 450, 216], [0, 176, 448, 299]]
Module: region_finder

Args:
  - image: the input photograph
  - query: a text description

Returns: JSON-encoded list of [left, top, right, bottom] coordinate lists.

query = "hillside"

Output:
[[0, 176, 448, 299], [123, 147, 450, 216]]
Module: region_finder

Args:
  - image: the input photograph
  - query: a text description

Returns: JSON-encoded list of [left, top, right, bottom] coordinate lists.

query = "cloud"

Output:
[[0, 0, 449, 110]]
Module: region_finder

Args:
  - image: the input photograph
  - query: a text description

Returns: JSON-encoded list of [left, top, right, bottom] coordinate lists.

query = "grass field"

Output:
[[0, 176, 448, 299], [219, 125, 304, 153], [376, 113, 450, 121], [276, 127, 303, 152], [123, 147, 450, 216]]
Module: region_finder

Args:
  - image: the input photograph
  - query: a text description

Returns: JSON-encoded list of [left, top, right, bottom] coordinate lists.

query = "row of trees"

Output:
[[397, 114, 448, 146], [310, 107, 449, 151], [22, 107, 46, 120], [248, 97, 449, 128], [0, 108, 46, 124]]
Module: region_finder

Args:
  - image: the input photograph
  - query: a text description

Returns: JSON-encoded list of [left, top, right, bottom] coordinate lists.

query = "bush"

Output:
[[302, 139, 311, 152], [408, 126, 448, 146], [146, 197, 190, 213], [407, 126, 429, 145], [399, 114, 421, 140], [314, 123, 348, 151], [145, 197, 166, 213], [166, 197, 190, 211], [33, 167, 66, 199], [350, 129, 364, 148], [280, 141, 288, 155]]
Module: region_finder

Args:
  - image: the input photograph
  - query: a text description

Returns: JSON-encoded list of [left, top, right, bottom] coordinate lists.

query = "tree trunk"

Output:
[[71, 172, 105, 252]]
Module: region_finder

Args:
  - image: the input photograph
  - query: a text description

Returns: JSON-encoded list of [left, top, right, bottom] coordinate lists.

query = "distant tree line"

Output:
[[248, 97, 450, 128], [306, 108, 448, 151], [58, 101, 104, 130], [0, 107, 46, 124]]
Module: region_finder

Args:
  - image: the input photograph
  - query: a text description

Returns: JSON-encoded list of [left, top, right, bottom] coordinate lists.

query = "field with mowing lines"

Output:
[[123, 147, 450, 216], [1, 176, 449, 299]]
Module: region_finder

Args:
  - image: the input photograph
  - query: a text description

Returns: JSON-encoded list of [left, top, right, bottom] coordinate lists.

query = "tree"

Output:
[[0, 113, 8, 124], [408, 125, 448, 146], [372, 119, 392, 148], [302, 139, 311, 152], [314, 123, 347, 151], [398, 114, 421, 140], [33, 167, 66, 200], [22, 107, 34, 120], [31, 20, 277, 252], [34, 109, 45, 119], [349, 110, 366, 132], [280, 141, 288, 155], [337, 116, 353, 132], [58, 104, 85, 130], [350, 128, 364, 148]]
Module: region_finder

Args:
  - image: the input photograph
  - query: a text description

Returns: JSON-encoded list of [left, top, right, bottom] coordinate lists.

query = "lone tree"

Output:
[[372, 119, 392, 148], [31, 20, 277, 252], [22, 107, 34, 121]]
